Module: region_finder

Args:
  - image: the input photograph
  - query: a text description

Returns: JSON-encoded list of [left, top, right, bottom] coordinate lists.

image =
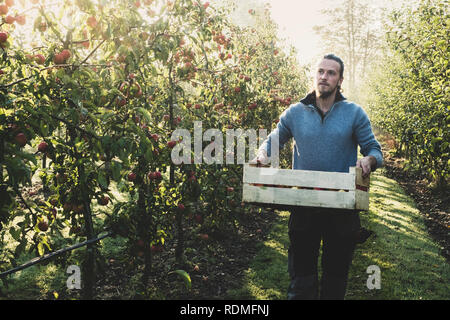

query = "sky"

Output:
[[257, 0, 330, 65], [231, 0, 402, 67]]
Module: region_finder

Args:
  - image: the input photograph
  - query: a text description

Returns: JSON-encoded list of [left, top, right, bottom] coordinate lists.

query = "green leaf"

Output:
[[135, 107, 152, 123], [144, 147, 153, 162], [111, 161, 122, 182], [37, 242, 45, 256], [9, 227, 21, 241], [40, 120, 49, 137], [169, 270, 191, 291], [98, 171, 108, 188]]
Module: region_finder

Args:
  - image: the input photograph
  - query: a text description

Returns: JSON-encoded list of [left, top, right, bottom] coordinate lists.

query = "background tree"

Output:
[[313, 0, 384, 100]]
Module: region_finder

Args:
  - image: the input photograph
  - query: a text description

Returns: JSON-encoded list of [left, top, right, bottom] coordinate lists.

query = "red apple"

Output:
[[194, 214, 203, 224], [4, 15, 14, 24], [248, 103, 257, 110], [98, 196, 109, 206], [61, 49, 71, 60], [34, 54, 45, 65], [128, 172, 137, 181], [38, 220, 48, 232], [14, 133, 27, 147], [53, 53, 65, 64], [167, 140, 177, 148], [87, 16, 97, 28], [0, 5, 8, 15], [37, 141, 48, 152], [5, 0, 14, 7], [0, 32, 8, 43], [177, 203, 185, 211], [173, 116, 181, 125], [116, 97, 127, 106], [153, 171, 162, 180], [15, 14, 25, 25]]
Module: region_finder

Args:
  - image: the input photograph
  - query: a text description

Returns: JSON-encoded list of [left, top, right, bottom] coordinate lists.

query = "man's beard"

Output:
[[317, 85, 339, 99]]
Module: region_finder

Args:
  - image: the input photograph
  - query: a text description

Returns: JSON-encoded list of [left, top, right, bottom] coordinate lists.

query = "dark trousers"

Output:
[[287, 207, 360, 300]]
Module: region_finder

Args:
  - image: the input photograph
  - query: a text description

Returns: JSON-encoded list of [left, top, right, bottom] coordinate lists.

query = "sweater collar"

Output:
[[300, 90, 346, 107]]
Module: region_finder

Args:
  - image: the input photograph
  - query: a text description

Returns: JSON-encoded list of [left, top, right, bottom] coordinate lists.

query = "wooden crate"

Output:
[[242, 164, 370, 211]]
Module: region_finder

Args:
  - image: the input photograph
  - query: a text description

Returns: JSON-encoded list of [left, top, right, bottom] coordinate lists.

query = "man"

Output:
[[250, 54, 383, 300]]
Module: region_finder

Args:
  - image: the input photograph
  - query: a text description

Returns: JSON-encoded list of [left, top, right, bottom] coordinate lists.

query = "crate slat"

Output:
[[242, 164, 370, 211], [243, 164, 355, 190], [355, 189, 369, 210], [350, 167, 370, 187], [242, 184, 357, 209]]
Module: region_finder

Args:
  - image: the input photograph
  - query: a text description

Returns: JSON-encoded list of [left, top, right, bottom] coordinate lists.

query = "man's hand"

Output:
[[356, 156, 377, 178], [249, 149, 270, 167]]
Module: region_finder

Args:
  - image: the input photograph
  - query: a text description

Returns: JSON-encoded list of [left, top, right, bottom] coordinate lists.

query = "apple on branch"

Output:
[[37, 141, 48, 152], [14, 14, 25, 25], [4, 15, 14, 24], [14, 132, 27, 147], [0, 32, 8, 43], [0, 4, 9, 15]]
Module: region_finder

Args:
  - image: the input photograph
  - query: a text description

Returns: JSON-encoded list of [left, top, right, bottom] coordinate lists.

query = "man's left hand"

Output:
[[356, 156, 377, 178]]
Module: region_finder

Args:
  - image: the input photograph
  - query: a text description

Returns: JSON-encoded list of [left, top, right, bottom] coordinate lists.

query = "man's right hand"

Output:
[[249, 149, 270, 167]]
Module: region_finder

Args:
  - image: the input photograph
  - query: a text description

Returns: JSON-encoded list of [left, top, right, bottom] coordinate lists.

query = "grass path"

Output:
[[226, 167, 450, 300]]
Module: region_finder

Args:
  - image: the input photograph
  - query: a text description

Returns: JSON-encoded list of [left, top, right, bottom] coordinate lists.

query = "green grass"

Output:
[[227, 168, 450, 300], [226, 211, 291, 300]]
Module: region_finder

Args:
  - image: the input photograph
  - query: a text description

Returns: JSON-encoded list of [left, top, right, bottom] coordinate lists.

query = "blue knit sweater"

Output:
[[259, 93, 383, 173]]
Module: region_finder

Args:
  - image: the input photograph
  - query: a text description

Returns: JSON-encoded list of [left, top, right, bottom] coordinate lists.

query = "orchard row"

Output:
[[0, 0, 309, 297], [367, 0, 449, 188]]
